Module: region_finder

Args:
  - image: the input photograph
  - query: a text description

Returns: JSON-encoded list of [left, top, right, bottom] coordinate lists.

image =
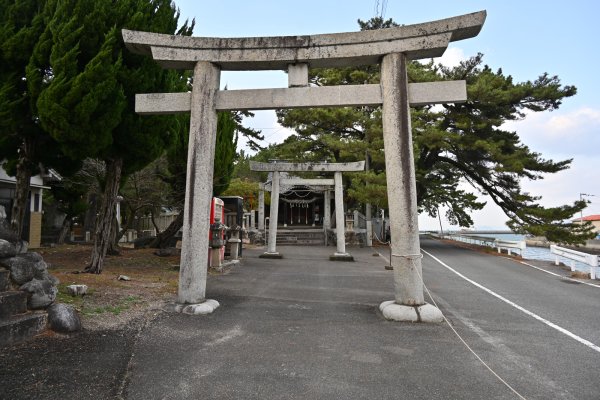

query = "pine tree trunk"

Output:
[[57, 217, 71, 245], [85, 158, 123, 274], [10, 157, 33, 238], [150, 210, 161, 234], [149, 211, 183, 248], [107, 215, 121, 256]]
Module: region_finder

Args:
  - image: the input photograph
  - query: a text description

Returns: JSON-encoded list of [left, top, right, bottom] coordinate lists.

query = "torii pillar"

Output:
[[122, 10, 486, 319], [258, 185, 265, 231]]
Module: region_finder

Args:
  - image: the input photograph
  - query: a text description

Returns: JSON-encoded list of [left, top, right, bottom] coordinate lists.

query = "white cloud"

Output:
[[238, 110, 296, 154], [504, 106, 600, 156], [545, 107, 600, 135], [435, 46, 466, 68]]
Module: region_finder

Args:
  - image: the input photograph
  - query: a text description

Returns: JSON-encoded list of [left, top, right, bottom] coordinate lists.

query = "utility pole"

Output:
[[580, 193, 595, 222]]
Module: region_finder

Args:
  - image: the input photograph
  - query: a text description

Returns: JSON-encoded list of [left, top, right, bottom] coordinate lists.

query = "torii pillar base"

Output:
[[330, 252, 354, 262], [164, 299, 220, 315], [260, 252, 283, 259], [379, 301, 443, 323]]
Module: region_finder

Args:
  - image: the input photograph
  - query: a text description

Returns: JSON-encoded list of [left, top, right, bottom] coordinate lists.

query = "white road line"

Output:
[[422, 249, 600, 354], [518, 261, 600, 289]]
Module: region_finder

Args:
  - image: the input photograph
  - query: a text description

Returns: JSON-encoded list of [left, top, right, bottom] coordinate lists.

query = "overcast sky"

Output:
[[171, 0, 600, 230]]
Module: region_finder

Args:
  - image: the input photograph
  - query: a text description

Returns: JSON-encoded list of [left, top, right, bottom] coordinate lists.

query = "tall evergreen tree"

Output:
[[0, 0, 79, 237], [272, 17, 595, 244], [213, 112, 238, 196], [34, 0, 193, 273]]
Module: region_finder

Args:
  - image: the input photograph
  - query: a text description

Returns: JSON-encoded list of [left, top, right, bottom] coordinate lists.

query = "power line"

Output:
[[374, 0, 388, 19]]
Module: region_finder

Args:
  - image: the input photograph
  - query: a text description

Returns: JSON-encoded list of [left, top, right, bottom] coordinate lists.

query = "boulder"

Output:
[[2, 257, 35, 285], [0, 239, 17, 259], [0, 226, 18, 243], [19, 278, 58, 309], [66, 284, 88, 296], [32, 260, 50, 280], [47, 303, 82, 333], [18, 252, 43, 262], [1, 252, 45, 285], [14, 240, 28, 254]]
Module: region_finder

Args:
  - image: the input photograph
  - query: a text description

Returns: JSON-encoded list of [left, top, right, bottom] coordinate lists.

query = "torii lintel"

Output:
[[250, 161, 365, 173], [122, 11, 486, 70]]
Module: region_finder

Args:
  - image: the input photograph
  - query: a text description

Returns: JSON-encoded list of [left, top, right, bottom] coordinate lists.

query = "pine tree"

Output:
[[271, 17, 595, 244]]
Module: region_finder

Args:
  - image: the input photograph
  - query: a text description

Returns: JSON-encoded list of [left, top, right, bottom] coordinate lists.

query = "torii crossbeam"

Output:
[[123, 10, 486, 320]]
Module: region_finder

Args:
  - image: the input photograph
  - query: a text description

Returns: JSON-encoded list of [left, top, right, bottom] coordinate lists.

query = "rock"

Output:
[[47, 274, 60, 286], [14, 240, 28, 254], [19, 278, 58, 309], [32, 260, 50, 280], [0, 252, 46, 285], [66, 284, 88, 296], [2, 257, 35, 285], [0, 226, 18, 243], [0, 239, 17, 258], [18, 252, 43, 262], [47, 303, 82, 333], [118, 275, 131, 281]]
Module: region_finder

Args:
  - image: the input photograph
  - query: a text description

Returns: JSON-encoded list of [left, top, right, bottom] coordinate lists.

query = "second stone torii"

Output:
[[251, 161, 365, 261]]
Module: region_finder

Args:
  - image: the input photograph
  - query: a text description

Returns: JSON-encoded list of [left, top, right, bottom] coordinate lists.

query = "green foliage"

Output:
[[221, 178, 261, 210], [164, 111, 243, 203], [35, 0, 193, 174], [268, 17, 595, 245], [0, 0, 79, 176], [213, 112, 238, 195]]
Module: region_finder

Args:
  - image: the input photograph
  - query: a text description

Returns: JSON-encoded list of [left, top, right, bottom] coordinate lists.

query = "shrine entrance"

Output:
[[123, 10, 486, 320], [281, 188, 322, 228]]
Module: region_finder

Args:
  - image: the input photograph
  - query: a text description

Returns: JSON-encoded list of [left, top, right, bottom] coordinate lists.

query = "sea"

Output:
[[462, 233, 597, 274]]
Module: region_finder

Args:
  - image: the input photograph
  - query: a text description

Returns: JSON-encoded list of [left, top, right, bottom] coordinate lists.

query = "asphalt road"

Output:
[[2, 238, 599, 399], [418, 237, 600, 400]]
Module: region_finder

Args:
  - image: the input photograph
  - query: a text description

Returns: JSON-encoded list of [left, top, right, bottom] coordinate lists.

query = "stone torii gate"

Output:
[[250, 161, 364, 261], [122, 10, 486, 320]]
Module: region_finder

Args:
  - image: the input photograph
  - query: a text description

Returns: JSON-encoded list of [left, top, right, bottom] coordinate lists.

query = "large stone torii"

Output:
[[123, 10, 486, 320]]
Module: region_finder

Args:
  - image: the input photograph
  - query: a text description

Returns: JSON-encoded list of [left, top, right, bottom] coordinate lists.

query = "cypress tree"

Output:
[[0, 0, 78, 237], [36, 0, 194, 273]]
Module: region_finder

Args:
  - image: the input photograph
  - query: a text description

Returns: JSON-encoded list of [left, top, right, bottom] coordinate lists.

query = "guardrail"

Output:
[[440, 234, 526, 256], [494, 239, 526, 256], [550, 245, 599, 280]]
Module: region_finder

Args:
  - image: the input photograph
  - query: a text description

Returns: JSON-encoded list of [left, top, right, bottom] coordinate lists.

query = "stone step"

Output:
[[0, 312, 47, 347], [278, 232, 324, 237], [0, 269, 9, 291], [276, 238, 325, 245], [0, 291, 27, 319], [276, 228, 326, 246]]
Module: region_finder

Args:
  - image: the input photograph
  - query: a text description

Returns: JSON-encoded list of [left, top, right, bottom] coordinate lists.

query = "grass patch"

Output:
[[56, 283, 143, 316], [80, 295, 142, 316]]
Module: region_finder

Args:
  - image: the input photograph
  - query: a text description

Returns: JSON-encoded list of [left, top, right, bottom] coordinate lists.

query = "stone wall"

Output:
[[327, 229, 366, 247], [1, 227, 81, 346]]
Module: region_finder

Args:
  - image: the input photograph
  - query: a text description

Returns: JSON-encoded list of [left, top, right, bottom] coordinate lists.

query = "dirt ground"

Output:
[[39, 244, 181, 331]]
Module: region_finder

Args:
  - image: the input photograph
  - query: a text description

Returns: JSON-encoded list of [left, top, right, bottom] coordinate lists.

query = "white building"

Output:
[[0, 164, 53, 248]]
